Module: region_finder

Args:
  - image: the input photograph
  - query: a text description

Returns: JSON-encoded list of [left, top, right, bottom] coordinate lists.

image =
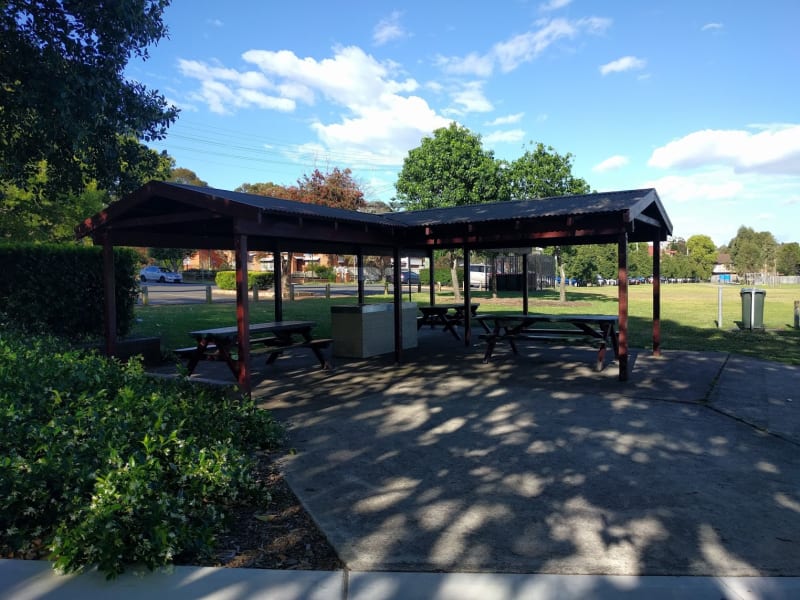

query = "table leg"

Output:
[[186, 339, 208, 375]]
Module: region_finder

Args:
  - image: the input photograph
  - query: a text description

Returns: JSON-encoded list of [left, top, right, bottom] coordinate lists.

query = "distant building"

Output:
[[711, 253, 737, 283]]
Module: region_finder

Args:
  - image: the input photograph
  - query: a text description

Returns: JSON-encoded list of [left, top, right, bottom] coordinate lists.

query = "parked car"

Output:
[[139, 265, 183, 283], [387, 270, 421, 285]]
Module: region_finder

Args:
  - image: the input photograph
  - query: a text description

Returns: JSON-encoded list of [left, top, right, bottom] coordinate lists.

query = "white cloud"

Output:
[[599, 56, 647, 75], [449, 81, 493, 114], [207, 18, 223, 27], [436, 16, 611, 77], [373, 11, 407, 46], [486, 112, 525, 126], [540, 0, 572, 12], [484, 129, 525, 145], [592, 155, 629, 172], [177, 46, 450, 167], [645, 173, 744, 204], [648, 125, 800, 175], [178, 59, 294, 114], [701, 22, 723, 31]]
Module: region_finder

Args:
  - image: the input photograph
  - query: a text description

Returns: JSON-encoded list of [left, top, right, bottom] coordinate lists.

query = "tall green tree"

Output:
[[0, 0, 178, 194], [686, 234, 717, 280], [395, 123, 505, 298], [504, 142, 590, 199], [776, 242, 800, 275], [395, 122, 505, 211], [729, 226, 778, 276], [168, 167, 208, 187], [507, 142, 591, 300]]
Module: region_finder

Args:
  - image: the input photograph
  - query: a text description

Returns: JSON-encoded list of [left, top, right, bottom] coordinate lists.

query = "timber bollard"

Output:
[[205, 285, 212, 304], [289, 283, 296, 301], [325, 283, 331, 299], [795, 300, 799, 329], [252, 284, 259, 302], [141, 286, 149, 306]]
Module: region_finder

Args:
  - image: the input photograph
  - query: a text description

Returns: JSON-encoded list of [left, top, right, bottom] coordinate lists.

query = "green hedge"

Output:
[[0, 333, 283, 578], [0, 244, 139, 338], [215, 270, 274, 290], [422, 267, 466, 286]]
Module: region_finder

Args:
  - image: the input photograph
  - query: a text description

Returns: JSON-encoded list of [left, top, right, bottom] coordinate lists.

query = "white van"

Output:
[[469, 264, 488, 288]]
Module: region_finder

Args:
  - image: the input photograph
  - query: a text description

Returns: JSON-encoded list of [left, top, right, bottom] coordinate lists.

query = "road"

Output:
[[139, 282, 421, 305]]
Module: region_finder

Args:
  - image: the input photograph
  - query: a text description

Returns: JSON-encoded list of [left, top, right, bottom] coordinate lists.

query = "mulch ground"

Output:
[[184, 452, 343, 571]]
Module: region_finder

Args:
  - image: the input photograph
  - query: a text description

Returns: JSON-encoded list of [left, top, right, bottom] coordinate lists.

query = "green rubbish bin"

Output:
[[740, 288, 766, 329]]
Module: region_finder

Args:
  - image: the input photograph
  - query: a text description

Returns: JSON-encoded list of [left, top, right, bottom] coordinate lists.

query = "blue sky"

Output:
[[127, 0, 800, 247]]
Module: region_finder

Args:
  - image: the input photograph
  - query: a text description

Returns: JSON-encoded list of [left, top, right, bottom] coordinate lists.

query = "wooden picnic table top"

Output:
[[189, 320, 317, 341], [476, 313, 617, 324]]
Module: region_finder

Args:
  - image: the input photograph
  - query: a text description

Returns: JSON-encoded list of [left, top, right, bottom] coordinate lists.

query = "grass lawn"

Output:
[[129, 283, 800, 366]]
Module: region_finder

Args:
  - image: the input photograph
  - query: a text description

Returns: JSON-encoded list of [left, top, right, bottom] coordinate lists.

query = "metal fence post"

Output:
[[795, 300, 799, 329]]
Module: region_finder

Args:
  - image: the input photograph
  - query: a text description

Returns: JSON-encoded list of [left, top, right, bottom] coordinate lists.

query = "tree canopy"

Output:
[[0, 0, 178, 194], [236, 167, 365, 210], [395, 122, 505, 210], [504, 142, 590, 199], [729, 226, 778, 276]]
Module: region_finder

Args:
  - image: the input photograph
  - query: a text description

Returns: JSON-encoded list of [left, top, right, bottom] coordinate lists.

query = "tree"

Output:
[[395, 122, 505, 211], [508, 142, 591, 300], [148, 247, 194, 273], [0, 0, 178, 195], [686, 234, 717, 280], [235, 182, 294, 198], [504, 142, 590, 199], [294, 167, 366, 211], [776, 242, 800, 275], [729, 226, 778, 277], [168, 168, 208, 187], [395, 123, 504, 299]]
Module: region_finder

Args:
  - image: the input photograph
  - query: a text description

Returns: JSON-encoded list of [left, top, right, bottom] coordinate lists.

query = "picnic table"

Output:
[[179, 320, 332, 378], [476, 313, 619, 371], [418, 303, 480, 340]]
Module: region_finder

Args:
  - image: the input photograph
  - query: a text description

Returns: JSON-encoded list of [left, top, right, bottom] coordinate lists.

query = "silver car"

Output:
[[139, 265, 183, 283]]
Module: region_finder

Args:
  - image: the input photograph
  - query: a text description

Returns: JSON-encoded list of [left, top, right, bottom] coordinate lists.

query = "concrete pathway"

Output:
[[6, 331, 797, 599]]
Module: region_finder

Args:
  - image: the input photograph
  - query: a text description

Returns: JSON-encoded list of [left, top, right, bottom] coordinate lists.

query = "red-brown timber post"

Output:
[[235, 233, 251, 394], [617, 232, 629, 381], [652, 235, 662, 356]]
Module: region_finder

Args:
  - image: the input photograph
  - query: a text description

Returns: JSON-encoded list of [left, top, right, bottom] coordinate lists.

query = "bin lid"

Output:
[[740, 288, 766, 294]]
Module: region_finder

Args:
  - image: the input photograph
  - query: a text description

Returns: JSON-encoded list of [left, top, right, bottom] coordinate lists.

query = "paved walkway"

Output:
[[5, 330, 797, 599]]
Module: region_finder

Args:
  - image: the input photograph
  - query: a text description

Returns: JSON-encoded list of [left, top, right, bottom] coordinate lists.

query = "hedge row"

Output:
[[0, 333, 283, 578], [0, 244, 139, 338], [215, 270, 274, 290]]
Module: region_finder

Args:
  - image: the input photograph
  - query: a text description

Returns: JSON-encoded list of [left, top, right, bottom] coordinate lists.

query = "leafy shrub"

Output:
[[312, 265, 335, 281], [0, 243, 139, 338], [0, 333, 283, 578], [215, 270, 274, 290]]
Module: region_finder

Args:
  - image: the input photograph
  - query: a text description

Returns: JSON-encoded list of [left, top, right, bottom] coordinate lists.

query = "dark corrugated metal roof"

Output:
[[386, 189, 656, 227], [169, 183, 400, 227]]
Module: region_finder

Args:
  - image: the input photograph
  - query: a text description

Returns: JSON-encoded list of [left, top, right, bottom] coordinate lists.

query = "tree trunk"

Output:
[[559, 264, 567, 303], [450, 251, 462, 302]]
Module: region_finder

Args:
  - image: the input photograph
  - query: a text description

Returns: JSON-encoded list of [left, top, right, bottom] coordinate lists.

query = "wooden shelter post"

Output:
[[392, 246, 403, 362], [356, 250, 365, 304], [652, 236, 662, 356], [273, 248, 283, 321], [101, 233, 117, 358], [463, 246, 472, 346], [617, 232, 629, 381], [522, 253, 530, 315], [235, 234, 251, 394], [428, 248, 435, 306]]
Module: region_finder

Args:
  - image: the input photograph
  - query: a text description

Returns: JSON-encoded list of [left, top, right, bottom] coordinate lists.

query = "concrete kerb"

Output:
[[3, 560, 800, 600]]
